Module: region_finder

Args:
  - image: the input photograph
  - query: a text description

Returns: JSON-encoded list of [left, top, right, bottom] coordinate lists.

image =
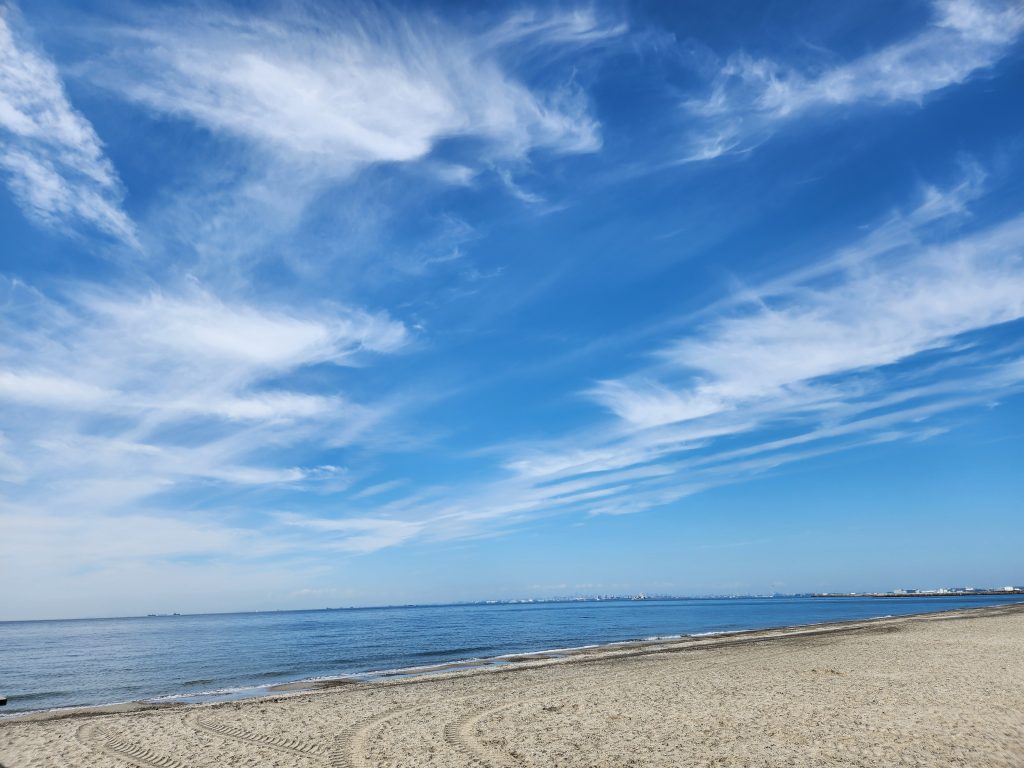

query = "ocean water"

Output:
[[2, 595, 1022, 715]]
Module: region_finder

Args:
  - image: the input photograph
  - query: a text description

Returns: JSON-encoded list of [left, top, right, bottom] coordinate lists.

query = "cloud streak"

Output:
[[0, 6, 136, 243], [682, 0, 1024, 161], [88, 5, 621, 179], [0, 280, 407, 518], [279, 173, 1024, 552], [593, 218, 1024, 429]]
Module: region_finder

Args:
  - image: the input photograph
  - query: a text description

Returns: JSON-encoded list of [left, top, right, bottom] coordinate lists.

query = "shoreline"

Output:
[[6, 600, 1021, 725]]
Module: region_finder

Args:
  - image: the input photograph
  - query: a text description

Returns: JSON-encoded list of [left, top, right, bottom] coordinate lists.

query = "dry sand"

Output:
[[2, 603, 1023, 767]]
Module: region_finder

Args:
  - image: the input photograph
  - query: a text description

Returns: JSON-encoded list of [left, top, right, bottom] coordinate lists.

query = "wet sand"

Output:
[[2, 603, 1023, 767]]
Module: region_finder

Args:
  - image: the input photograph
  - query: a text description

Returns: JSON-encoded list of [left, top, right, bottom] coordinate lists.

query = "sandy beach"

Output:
[[2, 603, 1022, 767]]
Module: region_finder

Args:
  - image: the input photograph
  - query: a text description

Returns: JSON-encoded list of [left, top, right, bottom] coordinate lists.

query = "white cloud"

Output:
[[683, 0, 1024, 160], [723, 162, 988, 306], [352, 479, 407, 499], [594, 213, 1024, 429], [291, 175, 1024, 550], [188, 392, 339, 422], [279, 513, 424, 553], [497, 168, 546, 205], [0, 281, 408, 515], [61, 3, 622, 275], [88, 5, 620, 179], [589, 172, 1024, 434], [0, 7, 136, 243], [0, 369, 117, 407], [82, 290, 406, 369], [482, 8, 628, 50]]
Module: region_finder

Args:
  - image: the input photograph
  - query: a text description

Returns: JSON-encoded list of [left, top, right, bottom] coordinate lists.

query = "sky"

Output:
[[1, 0, 1023, 621]]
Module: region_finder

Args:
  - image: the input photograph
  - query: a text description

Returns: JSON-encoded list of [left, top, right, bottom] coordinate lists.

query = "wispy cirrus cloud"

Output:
[[87, 4, 621, 179], [278, 171, 1024, 550], [67, 2, 624, 271], [0, 6, 136, 244], [0, 280, 407, 514], [278, 513, 425, 553], [593, 216, 1024, 428], [587, 168, 1024, 439], [559, 175, 1024, 483], [682, 0, 1024, 161]]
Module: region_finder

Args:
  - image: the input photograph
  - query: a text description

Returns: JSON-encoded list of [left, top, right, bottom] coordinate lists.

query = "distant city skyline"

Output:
[[1, 0, 1023, 621], [12, 586, 1024, 624]]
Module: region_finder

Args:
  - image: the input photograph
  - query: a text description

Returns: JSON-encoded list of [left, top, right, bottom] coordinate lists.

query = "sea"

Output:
[[2, 594, 1022, 716]]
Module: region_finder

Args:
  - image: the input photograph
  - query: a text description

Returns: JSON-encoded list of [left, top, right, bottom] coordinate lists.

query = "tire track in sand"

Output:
[[444, 700, 526, 768], [330, 685, 550, 768], [440, 642, 810, 767], [330, 705, 428, 768], [186, 711, 328, 760], [77, 722, 190, 768], [440, 675, 602, 768]]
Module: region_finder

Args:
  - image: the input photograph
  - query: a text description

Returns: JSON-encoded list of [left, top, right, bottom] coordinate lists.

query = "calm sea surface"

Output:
[[2, 595, 1022, 715]]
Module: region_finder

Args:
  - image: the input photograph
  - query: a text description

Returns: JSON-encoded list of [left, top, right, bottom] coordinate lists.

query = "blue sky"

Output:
[[1, 0, 1023, 620]]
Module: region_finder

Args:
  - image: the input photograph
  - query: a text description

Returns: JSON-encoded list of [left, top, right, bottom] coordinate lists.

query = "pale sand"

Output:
[[2, 604, 1023, 767]]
